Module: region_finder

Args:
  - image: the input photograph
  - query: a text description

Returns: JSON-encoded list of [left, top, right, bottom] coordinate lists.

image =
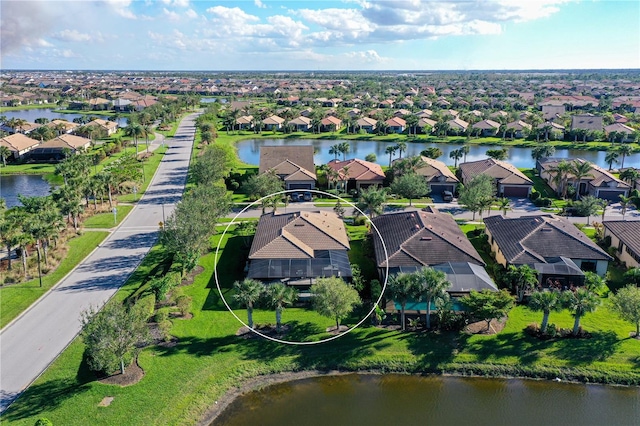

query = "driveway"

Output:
[[0, 113, 199, 412]]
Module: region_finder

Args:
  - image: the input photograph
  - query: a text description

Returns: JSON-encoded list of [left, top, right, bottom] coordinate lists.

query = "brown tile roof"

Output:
[[327, 158, 385, 181], [538, 158, 629, 190], [484, 214, 611, 265], [249, 211, 350, 259], [0, 133, 40, 152], [571, 114, 603, 131], [371, 210, 484, 268], [459, 158, 532, 186], [472, 119, 500, 130], [259, 145, 315, 176], [603, 221, 640, 257], [40, 134, 91, 150], [415, 156, 459, 183]]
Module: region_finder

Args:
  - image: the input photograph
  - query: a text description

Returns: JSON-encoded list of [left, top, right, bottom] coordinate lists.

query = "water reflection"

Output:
[[0, 175, 52, 207], [236, 138, 640, 169], [2, 108, 128, 127]]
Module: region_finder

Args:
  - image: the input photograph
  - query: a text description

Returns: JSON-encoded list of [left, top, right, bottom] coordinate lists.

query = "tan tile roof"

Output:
[[538, 158, 629, 189], [459, 158, 532, 186], [415, 156, 459, 183], [259, 146, 315, 176], [40, 134, 91, 150], [327, 158, 385, 181], [249, 211, 350, 259], [0, 133, 40, 152], [603, 221, 640, 258]]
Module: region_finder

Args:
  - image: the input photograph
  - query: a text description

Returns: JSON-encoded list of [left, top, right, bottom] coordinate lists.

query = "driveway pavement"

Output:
[[0, 113, 198, 412]]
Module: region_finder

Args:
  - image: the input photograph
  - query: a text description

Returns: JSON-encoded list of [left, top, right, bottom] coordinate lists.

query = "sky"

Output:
[[1, 0, 639, 71]]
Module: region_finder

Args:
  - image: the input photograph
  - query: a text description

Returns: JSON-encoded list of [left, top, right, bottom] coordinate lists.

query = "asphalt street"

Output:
[[0, 113, 198, 412]]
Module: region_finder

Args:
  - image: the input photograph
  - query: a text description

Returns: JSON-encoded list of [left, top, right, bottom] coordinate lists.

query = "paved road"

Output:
[[0, 113, 199, 412]]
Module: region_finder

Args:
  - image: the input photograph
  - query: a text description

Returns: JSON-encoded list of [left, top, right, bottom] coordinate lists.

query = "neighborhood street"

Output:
[[0, 113, 198, 412]]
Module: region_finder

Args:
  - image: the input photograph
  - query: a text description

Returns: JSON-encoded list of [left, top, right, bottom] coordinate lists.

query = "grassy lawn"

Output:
[[4, 225, 640, 425], [117, 146, 169, 203], [82, 205, 133, 228], [0, 231, 109, 328]]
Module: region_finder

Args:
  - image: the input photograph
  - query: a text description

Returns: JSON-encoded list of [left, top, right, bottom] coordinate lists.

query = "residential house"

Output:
[[603, 221, 640, 268], [472, 119, 501, 137], [446, 117, 469, 134], [385, 117, 406, 134], [320, 116, 342, 132], [288, 116, 312, 132], [327, 158, 385, 191], [459, 158, 533, 198], [541, 104, 565, 121], [571, 113, 603, 135], [506, 120, 532, 139], [262, 115, 285, 131], [356, 117, 377, 133], [604, 123, 636, 142], [47, 120, 79, 135], [378, 99, 394, 108], [236, 115, 254, 130], [484, 214, 612, 277], [412, 156, 459, 196], [0, 133, 41, 159], [87, 118, 118, 136], [259, 145, 316, 190], [247, 211, 352, 295], [29, 134, 92, 161], [537, 158, 630, 201]]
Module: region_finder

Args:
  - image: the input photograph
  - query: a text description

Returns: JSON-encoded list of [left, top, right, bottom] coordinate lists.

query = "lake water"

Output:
[[236, 138, 640, 169], [214, 374, 640, 426], [1, 108, 128, 127], [0, 174, 52, 207]]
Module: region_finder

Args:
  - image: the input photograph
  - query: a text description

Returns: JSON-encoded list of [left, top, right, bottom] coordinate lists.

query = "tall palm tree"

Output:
[[531, 144, 555, 162], [562, 288, 600, 336], [619, 195, 631, 219], [387, 273, 419, 331], [497, 197, 510, 216], [0, 145, 11, 167], [338, 142, 350, 161], [265, 283, 298, 332], [356, 186, 387, 218], [461, 145, 470, 163], [529, 290, 562, 334], [385, 145, 398, 167], [329, 144, 340, 160], [414, 267, 449, 329], [548, 160, 572, 198], [570, 160, 593, 199], [618, 144, 634, 170], [233, 279, 264, 329], [449, 148, 463, 168], [395, 141, 407, 159], [605, 149, 619, 171], [124, 122, 144, 155]]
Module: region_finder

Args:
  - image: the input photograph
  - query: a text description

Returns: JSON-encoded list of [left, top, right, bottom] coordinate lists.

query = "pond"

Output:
[[1, 108, 128, 127], [214, 374, 640, 426], [236, 138, 640, 169], [0, 174, 52, 207]]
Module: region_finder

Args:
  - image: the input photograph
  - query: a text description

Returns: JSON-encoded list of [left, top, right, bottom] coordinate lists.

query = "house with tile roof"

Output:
[[385, 117, 406, 134], [356, 117, 377, 133], [288, 116, 312, 132], [446, 117, 469, 134], [571, 114, 603, 133], [604, 123, 636, 142], [459, 158, 533, 198], [320, 116, 342, 132], [327, 158, 385, 191], [247, 211, 352, 294], [484, 214, 612, 277], [46, 119, 79, 135], [603, 221, 640, 268], [259, 145, 316, 190], [537, 158, 630, 201], [87, 118, 118, 136], [0, 133, 41, 159], [29, 134, 92, 161], [412, 156, 459, 195], [236, 115, 254, 130], [472, 119, 501, 137], [506, 120, 532, 139], [262, 115, 285, 131]]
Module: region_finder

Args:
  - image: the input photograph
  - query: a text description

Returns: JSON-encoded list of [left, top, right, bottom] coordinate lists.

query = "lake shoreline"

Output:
[[198, 364, 640, 425]]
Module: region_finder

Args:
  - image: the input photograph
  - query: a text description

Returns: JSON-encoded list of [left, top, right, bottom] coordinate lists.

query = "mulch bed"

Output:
[[180, 265, 204, 287], [98, 358, 144, 386], [463, 317, 507, 335]]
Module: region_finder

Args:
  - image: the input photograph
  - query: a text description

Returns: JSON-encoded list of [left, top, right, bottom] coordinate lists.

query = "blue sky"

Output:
[[1, 0, 639, 70]]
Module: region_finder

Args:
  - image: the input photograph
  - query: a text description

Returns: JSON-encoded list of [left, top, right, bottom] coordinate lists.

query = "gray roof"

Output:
[[389, 262, 497, 293], [371, 210, 484, 268], [259, 145, 315, 175], [484, 214, 612, 264], [603, 221, 640, 257], [533, 257, 584, 277]]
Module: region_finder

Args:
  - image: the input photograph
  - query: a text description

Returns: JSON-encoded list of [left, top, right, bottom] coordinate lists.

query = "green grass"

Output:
[[0, 231, 109, 328], [116, 146, 168, 203], [82, 205, 133, 228], [4, 225, 640, 425]]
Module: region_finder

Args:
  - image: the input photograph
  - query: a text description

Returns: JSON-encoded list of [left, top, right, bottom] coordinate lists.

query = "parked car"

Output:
[[289, 192, 302, 202], [442, 190, 454, 202], [302, 191, 312, 201]]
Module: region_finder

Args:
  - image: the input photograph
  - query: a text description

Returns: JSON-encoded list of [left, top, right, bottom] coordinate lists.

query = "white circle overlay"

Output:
[[214, 188, 389, 345]]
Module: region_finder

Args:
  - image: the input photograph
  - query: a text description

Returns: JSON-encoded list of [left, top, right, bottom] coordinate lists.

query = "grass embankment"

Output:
[[82, 205, 133, 229], [3, 225, 639, 426], [0, 231, 109, 328]]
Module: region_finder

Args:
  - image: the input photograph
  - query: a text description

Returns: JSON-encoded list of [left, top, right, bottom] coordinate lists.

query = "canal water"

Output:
[[1, 108, 128, 127], [214, 374, 640, 426], [0, 175, 52, 207], [236, 138, 640, 170]]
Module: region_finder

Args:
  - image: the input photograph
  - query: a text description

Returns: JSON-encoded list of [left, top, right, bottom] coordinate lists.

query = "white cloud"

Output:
[[185, 9, 198, 19], [52, 29, 92, 43], [255, 0, 266, 9], [103, 0, 137, 19], [163, 8, 180, 21]]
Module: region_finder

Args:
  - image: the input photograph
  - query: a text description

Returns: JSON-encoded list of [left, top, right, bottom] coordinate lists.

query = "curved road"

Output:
[[0, 113, 199, 412]]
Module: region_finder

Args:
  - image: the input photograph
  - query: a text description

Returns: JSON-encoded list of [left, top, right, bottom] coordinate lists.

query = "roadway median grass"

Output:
[[3, 226, 640, 426], [0, 231, 108, 328], [82, 205, 133, 229]]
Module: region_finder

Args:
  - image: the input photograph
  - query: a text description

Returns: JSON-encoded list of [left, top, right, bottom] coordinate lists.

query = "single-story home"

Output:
[[236, 115, 254, 130], [604, 123, 636, 142], [356, 117, 377, 133], [603, 221, 640, 268], [537, 158, 630, 202], [413, 156, 459, 195], [472, 119, 501, 137], [247, 210, 352, 296], [29, 134, 92, 161], [571, 114, 603, 132], [320, 116, 342, 132], [484, 214, 612, 277], [458, 158, 533, 198], [46, 119, 79, 135], [288, 116, 312, 132], [87, 119, 119, 136], [506, 120, 532, 139], [446, 117, 469, 134], [259, 145, 316, 190], [262, 115, 285, 131], [385, 117, 406, 134], [0, 133, 41, 159], [326, 158, 385, 191]]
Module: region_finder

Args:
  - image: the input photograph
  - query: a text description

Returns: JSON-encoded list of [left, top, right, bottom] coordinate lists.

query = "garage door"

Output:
[[288, 183, 312, 190], [502, 186, 529, 197], [430, 184, 454, 194], [597, 191, 625, 202]]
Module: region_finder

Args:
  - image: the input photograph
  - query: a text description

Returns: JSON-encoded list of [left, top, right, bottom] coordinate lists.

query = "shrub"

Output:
[[158, 319, 173, 342], [35, 419, 53, 426], [354, 216, 367, 226], [154, 310, 169, 323], [175, 295, 192, 317], [529, 190, 540, 201], [132, 294, 156, 322], [533, 197, 552, 207]]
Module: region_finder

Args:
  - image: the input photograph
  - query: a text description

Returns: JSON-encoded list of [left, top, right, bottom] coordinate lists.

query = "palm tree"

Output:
[[570, 160, 593, 199], [124, 122, 144, 155], [338, 142, 350, 161], [548, 160, 572, 198], [529, 290, 562, 334], [460, 145, 470, 163], [497, 197, 510, 216], [395, 141, 407, 159], [562, 288, 600, 336], [414, 267, 449, 329], [0, 145, 11, 167], [233, 279, 264, 329], [531, 144, 555, 162], [618, 144, 634, 170], [449, 148, 463, 168], [356, 186, 387, 218], [329, 144, 340, 160], [265, 283, 298, 332], [142, 124, 152, 152], [605, 149, 619, 171], [387, 273, 419, 331], [619, 195, 631, 219], [385, 145, 397, 167]]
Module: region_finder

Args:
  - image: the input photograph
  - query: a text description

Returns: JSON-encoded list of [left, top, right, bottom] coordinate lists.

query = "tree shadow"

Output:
[[551, 331, 621, 364], [403, 330, 470, 369], [463, 332, 546, 364], [203, 236, 247, 311]]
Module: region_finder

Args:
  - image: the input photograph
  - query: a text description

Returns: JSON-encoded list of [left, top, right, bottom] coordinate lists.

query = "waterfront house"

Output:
[[259, 145, 316, 190], [472, 119, 501, 137], [412, 156, 459, 195], [458, 158, 533, 198], [0, 133, 41, 159], [29, 134, 92, 161], [87, 119, 118, 136], [356, 117, 377, 133], [288, 116, 312, 132], [263, 115, 285, 131], [327, 158, 385, 191], [603, 221, 640, 268]]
